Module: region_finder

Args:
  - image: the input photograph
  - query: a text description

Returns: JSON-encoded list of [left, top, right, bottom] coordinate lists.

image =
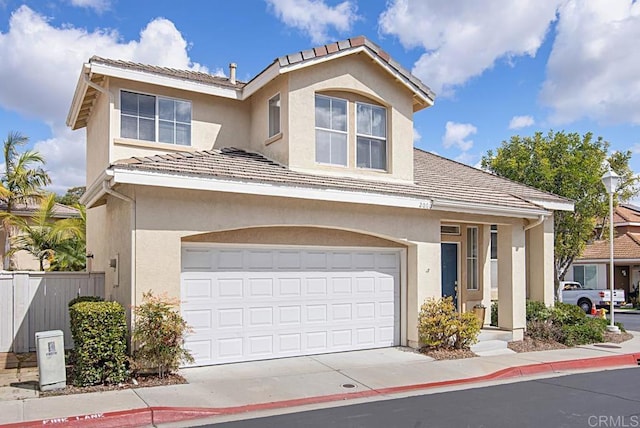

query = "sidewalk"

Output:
[[2, 333, 640, 428]]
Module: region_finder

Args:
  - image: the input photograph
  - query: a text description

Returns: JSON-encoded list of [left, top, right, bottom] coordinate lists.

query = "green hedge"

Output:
[[69, 301, 128, 386], [68, 295, 104, 308]]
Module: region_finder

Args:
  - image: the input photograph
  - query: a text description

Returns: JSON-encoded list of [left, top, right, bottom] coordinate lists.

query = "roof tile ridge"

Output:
[[413, 147, 572, 204]]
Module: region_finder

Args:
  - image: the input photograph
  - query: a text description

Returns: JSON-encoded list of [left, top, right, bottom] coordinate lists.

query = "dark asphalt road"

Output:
[[614, 313, 640, 332], [204, 367, 640, 428]]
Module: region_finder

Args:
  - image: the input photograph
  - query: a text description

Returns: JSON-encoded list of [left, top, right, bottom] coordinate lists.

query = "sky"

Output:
[[0, 0, 639, 196]]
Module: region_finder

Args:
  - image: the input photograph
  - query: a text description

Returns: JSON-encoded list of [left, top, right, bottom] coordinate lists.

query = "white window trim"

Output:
[[355, 100, 387, 171], [315, 94, 349, 167], [466, 226, 479, 291], [119, 89, 192, 146], [267, 92, 281, 139]]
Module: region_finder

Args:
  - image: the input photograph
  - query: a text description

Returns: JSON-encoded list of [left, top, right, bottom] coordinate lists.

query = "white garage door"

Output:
[[181, 245, 401, 366]]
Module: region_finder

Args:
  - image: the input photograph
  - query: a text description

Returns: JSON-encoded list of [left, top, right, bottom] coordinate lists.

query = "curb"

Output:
[[3, 353, 640, 428]]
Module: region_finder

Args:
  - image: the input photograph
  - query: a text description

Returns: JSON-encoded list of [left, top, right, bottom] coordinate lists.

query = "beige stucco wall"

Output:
[[106, 77, 250, 165], [287, 53, 415, 182], [85, 85, 111, 185], [248, 75, 290, 165], [86, 205, 107, 273]]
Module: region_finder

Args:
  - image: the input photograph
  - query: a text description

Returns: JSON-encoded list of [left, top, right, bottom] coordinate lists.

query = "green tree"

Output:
[[5, 195, 85, 271], [55, 186, 86, 206], [481, 131, 638, 285], [1, 131, 51, 269]]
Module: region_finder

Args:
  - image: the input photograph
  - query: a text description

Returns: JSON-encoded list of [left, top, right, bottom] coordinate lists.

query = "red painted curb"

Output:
[[3, 353, 638, 428]]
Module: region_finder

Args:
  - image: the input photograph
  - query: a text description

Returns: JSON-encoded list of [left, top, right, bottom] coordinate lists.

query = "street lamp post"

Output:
[[601, 167, 620, 333]]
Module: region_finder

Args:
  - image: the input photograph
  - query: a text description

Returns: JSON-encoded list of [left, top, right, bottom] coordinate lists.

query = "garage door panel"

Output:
[[182, 246, 400, 366]]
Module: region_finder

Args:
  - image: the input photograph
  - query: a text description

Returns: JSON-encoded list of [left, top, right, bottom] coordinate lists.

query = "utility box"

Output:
[[35, 330, 66, 391]]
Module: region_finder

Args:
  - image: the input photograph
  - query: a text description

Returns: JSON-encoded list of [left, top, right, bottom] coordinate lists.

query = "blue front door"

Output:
[[441, 243, 458, 307]]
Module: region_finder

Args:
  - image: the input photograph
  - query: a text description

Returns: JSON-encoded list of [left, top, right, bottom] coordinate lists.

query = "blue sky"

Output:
[[0, 0, 639, 195]]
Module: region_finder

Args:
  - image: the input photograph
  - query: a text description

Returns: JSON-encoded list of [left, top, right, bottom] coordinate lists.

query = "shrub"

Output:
[[526, 320, 565, 343], [526, 300, 550, 322], [69, 301, 128, 386], [131, 291, 194, 378], [549, 302, 586, 325], [418, 297, 481, 350], [68, 295, 104, 308], [561, 318, 606, 346], [490, 301, 498, 327]]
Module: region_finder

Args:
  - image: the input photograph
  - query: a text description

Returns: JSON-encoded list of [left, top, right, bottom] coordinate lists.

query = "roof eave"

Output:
[[66, 63, 90, 129]]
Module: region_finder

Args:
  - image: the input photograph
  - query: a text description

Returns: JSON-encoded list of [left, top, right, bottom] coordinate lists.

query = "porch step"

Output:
[[471, 339, 516, 356], [477, 329, 513, 342]]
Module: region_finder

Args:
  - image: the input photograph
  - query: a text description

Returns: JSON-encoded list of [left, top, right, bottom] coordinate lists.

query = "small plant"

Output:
[[131, 291, 194, 378], [526, 300, 550, 322], [418, 297, 481, 350], [526, 320, 565, 343], [561, 318, 606, 346], [69, 301, 128, 386]]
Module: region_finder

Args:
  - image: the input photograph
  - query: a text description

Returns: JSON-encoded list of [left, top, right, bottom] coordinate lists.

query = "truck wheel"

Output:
[[578, 299, 592, 314]]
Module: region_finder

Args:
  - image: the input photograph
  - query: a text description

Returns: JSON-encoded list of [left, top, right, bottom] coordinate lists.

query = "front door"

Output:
[[614, 265, 630, 296], [441, 243, 458, 307]]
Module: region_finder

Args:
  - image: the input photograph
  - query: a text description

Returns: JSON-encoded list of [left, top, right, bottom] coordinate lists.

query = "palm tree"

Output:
[[1, 131, 51, 269]]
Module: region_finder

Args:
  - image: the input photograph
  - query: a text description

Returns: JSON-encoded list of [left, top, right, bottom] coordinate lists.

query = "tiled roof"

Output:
[[0, 201, 80, 218], [578, 232, 640, 260], [614, 204, 640, 224], [276, 36, 435, 102], [89, 56, 246, 90], [113, 147, 568, 212]]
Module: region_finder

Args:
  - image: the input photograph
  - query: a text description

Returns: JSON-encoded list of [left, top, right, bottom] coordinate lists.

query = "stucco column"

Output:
[[497, 223, 526, 340], [407, 241, 441, 348], [481, 224, 492, 325], [527, 216, 555, 306]]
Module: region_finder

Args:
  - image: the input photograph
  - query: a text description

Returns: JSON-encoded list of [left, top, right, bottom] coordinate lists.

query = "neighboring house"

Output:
[[0, 201, 80, 270], [67, 36, 573, 367], [566, 204, 640, 296]]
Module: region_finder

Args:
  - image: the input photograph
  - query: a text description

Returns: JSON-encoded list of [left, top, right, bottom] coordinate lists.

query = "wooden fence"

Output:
[[0, 272, 105, 353]]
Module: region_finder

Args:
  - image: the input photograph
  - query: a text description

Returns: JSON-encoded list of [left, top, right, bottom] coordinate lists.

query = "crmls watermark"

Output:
[[588, 415, 640, 427]]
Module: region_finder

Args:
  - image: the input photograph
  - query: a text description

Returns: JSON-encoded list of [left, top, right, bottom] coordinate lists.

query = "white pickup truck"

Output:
[[557, 281, 626, 313]]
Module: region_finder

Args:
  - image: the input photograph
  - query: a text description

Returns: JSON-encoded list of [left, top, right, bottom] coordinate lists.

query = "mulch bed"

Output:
[[507, 337, 568, 353], [40, 371, 186, 397], [420, 348, 477, 360]]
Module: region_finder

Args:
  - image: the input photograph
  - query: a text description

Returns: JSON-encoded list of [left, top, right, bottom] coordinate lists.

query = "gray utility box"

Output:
[[35, 330, 66, 391]]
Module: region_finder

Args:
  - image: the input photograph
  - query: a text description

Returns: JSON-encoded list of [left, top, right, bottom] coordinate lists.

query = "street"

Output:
[[614, 313, 640, 332], [200, 367, 640, 428]]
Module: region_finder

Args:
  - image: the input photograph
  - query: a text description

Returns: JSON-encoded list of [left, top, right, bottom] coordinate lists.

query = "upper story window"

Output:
[[356, 103, 387, 170], [120, 90, 191, 146], [268, 94, 281, 138], [315, 95, 347, 166]]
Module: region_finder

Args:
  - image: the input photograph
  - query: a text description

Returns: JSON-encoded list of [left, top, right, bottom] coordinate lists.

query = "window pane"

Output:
[[175, 100, 191, 123], [371, 106, 386, 137], [158, 98, 174, 121], [121, 91, 138, 115], [269, 95, 280, 137], [121, 115, 138, 139], [175, 123, 191, 146], [139, 118, 155, 141], [138, 94, 155, 118], [315, 96, 331, 129], [331, 98, 347, 131], [573, 266, 585, 286], [331, 132, 347, 166], [357, 104, 371, 135], [585, 265, 597, 288], [315, 130, 331, 164], [490, 229, 497, 260], [370, 138, 386, 169], [356, 137, 370, 168], [159, 120, 174, 144]]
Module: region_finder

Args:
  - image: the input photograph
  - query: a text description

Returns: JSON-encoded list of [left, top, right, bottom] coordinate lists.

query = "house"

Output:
[[0, 201, 80, 271], [67, 36, 573, 366], [566, 204, 640, 297]]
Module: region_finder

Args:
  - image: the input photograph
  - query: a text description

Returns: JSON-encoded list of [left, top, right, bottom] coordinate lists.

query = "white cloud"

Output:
[[540, 0, 640, 125], [631, 143, 640, 155], [508, 115, 535, 129], [442, 121, 477, 152], [413, 127, 421, 143], [454, 151, 477, 165], [69, 0, 111, 13], [0, 6, 209, 192], [379, 0, 562, 96], [266, 0, 359, 44]]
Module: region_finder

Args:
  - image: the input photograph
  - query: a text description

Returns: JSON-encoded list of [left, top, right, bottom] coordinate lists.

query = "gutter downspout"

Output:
[[524, 214, 546, 231], [102, 179, 136, 332]]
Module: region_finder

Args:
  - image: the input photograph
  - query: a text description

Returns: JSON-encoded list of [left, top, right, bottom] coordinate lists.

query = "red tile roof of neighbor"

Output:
[[579, 233, 640, 260], [112, 147, 570, 212], [0, 201, 79, 218], [614, 204, 640, 224]]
